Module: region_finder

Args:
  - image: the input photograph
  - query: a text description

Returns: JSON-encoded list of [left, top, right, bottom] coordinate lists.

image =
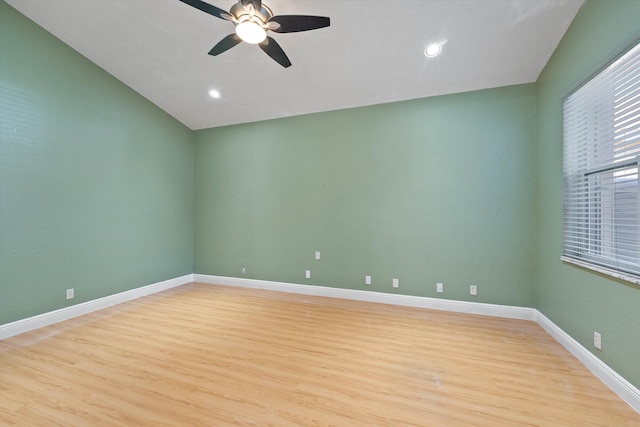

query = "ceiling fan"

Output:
[[179, 0, 330, 68]]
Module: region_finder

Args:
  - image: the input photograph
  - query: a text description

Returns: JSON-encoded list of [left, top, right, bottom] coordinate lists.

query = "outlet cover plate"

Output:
[[594, 331, 602, 350]]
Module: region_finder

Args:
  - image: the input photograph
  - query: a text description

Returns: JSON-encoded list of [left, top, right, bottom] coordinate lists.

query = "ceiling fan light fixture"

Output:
[[236, 21, 267, 44], [424, 43, 442, 58], [179, 0, 330, 67]]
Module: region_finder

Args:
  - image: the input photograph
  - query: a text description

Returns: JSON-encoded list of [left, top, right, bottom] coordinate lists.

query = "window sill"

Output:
[[561, 256, 640, 286]]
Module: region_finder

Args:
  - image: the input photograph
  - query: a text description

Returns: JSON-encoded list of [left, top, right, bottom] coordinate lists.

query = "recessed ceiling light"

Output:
[[208, 89, 222, 99], [424, 43, 442, 58]]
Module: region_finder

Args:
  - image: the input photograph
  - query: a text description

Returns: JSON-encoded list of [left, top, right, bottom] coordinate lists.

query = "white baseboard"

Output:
[[193, 274, 536, 320], [534, 310, 640, 413], [2, 273, 637, 413], [194, 274, 640, 414], [0, 274, 193, 340]]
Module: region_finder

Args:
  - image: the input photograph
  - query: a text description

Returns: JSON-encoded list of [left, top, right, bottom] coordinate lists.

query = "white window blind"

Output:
[[563, 41, 640, 284]]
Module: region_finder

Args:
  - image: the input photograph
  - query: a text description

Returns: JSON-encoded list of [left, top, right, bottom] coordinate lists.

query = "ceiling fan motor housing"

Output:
[[230, 2, 273, 25]]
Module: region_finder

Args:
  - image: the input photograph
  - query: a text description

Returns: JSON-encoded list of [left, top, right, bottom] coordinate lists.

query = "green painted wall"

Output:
[[0, 1, 194, 324], [2, 0, 638, 392], [194, 85, 536, 306], [535, 0, 640, 387]]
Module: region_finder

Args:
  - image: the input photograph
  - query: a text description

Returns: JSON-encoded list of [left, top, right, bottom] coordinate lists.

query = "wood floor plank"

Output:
[[1, 283, 638, 426]]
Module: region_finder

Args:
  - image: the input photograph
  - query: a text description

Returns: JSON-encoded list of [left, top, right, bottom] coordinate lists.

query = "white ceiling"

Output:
[[6, 0, 584, 130]]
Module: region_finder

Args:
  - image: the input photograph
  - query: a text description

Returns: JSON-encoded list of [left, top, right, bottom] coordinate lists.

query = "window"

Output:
[[562, 41, 640, 284]]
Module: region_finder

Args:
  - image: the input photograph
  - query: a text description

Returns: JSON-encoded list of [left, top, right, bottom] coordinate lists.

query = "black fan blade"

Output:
[[268, 15, 330, 33], [179, 0, 230, 20], [240, 0, 262, 12], [209, 34, 242, 56], [259, 37, 291, 68]]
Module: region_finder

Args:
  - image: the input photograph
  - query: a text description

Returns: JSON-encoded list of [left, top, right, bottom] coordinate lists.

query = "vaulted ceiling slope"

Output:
[[6, 0, 584, 130]]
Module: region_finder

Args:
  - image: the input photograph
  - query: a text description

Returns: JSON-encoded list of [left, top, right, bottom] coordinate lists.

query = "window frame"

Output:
[[561, 40, 640, 285]]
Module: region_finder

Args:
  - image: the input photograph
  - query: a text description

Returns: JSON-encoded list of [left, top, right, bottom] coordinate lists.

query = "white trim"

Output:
[[560, 256, 640, 286], [534, 310, 640, 414], [193, 274, 535, 320], [194, 274, 640, 414], [2, 273, 637, 414], [0, 274, 193, 340]]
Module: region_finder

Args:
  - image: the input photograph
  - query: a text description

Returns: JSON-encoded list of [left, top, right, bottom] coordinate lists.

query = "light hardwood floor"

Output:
[[1, 283, 638, 426]]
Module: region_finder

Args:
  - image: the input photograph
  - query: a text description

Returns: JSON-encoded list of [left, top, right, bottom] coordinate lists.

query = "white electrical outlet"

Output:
[[392, 278, 399, 288], [436, 282, 444, 293], [66, 288, 74, 300], [470, 285, 477, 296], [365, 275, 371, 285], [315, 251, 321, 260], [241, 265, 247, 275], [594, 331, 602, 350], [305, 270, 311, 279]]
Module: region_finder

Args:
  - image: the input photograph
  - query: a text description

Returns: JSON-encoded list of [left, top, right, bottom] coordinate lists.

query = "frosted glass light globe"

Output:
[[236, 21, 267, 44], [424, 43, 442, 57]]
